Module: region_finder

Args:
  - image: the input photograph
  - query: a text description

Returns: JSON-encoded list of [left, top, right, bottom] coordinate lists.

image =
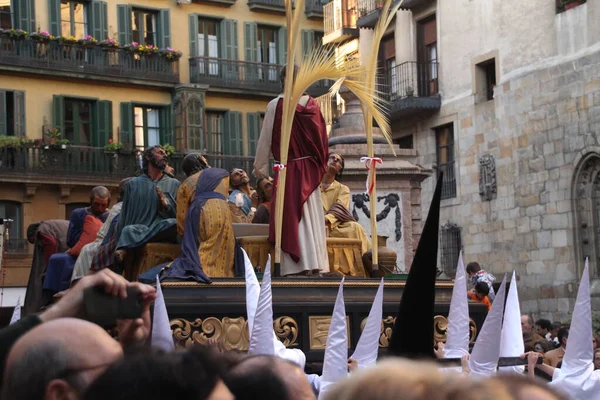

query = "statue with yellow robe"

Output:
[[320, 153, 371, 277]]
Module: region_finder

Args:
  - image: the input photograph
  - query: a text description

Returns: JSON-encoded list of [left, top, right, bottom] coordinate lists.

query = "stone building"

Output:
[[324, 0, 598, 320]]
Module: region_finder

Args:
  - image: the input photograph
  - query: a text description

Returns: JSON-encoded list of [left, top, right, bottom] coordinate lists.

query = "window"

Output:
[[132, 9, 157, 46], [0, 201, 22, 239], [134, 107, 161, 149], [417, 15, 437, 96], [476, 59, 496, 102], [440, 222, 461, 277], [435, 124, 456, 199], [60, 0, 88, 38], [0, 0, 11, 30], [0, 90, 25, 137], [197, 18, 220, 75], [395, 135, 413, 150], [206, 111, 224, 156], [65, 202, 88, 220], [257, 25, 279, 81], [187, 97, 204, 150], [64, 98, 92, 146]]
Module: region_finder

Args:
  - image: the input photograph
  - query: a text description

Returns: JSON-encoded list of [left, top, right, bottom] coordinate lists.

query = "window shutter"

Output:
[[220, 19, 238, 60], [48, 0, 60, 36], [27, 0, 35, 32], [301, 30, 313, 56], [188, 14, 199, 57], [14, 91, 25, 137], [244, 22, 257, 62], [52, 95, 64, 137], [117, 5, 132, 45], [16, 0, 36, 32], [91, 1, 108, 41], [224, 111, 242, 156], [159, 106, 173, 145], [158, 9, 171, 48], [246, 112, 260, 156], [278, 27, 287, 65], [0, 91, 6, 135], [120, 102, 133, 149], [94, 100, 112, 147]]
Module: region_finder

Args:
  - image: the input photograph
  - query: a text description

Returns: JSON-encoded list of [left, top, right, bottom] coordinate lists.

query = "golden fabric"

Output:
[[321, 180, 370, 277], [176, 171, 202, 237], [199, 199, 236, 277], [228, 202, 254, 223]]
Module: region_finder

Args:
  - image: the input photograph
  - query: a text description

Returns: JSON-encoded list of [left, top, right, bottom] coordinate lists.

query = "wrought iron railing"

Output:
[[357, 0, 382, 17], [0, 37, 180, 83], [380, 61, 439, 100], [324, 0, 358, 35], [437, 161, 456, 200], [190, 57, 282, 93], [4, 239, 29, 254], [305, 0, 326, 15], [440, 222, 461, 278], [248, 0, 285, 8]]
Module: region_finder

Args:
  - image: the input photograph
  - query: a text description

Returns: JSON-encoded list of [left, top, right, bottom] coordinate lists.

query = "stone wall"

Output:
[[407, 49, 600, 321]]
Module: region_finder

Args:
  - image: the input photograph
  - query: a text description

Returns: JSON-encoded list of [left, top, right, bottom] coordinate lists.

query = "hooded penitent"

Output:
[[443, 251, 470, 359], [9, 297, 21, 326], [248, 264, 275, 356], [468, 274, 507, 377], [549, 259, 600, 399], [151, 275, 175, 352], [318, 278, 347, 400], [498, 271, 524, 374], [388, 173, 443, 359], [350, 279, 384, 369]]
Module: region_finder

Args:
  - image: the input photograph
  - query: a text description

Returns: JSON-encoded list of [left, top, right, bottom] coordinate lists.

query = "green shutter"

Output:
[[220, 19, 238, 60], [158, 9, 171, 48], [94, 100, 112, 147], [27, 0, 35, 32], [188, 14, 199, 57], [48, 0, 60, 36], [224, 111, 242, 156], [14, 91, 25, 137], [247, 112, 260, 156], [117, 5, 132, 45], [244, 22, 257, 62], [0, 91, 6, 135], [15, 0, 35, 32], [301, 30, 314, 56], [120, 102, 133, 149], [278, 27, 287, 65], [91, 1, 108, 41], [159, 106, 173, 146], [52, 95, 64, 137]]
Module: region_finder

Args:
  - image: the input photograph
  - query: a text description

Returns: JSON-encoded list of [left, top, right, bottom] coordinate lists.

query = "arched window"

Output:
[[573, 152, 600, 278], [65, 203, 89, 220], [440, 221, 462, 278], [187, 96, 204, 150]]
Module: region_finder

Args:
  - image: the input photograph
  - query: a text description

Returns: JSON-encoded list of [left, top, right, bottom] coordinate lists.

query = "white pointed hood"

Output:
[[498, 271, 524, 374], [151, 276, 175, 352], [249, 264, 275, 356], [351, 279, 384, 369], [444, 251, 470, 358], [318, 278, 348, 400], [245, 252, 306, 367], [469, 274, 507, 377], [550, 259, 600, 399], [9, 297, 21, 325]]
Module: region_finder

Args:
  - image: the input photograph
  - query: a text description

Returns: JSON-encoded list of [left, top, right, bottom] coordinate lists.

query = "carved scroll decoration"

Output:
[[479, 154, 497, 201]]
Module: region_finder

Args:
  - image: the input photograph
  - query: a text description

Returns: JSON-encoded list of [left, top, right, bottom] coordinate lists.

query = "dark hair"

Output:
[[225, 355, 291, 400], [142, 145, 164, 173], [466, 262, 481, 274], [182, 153, 210, 177], [118, 177, 133, 203], [534, 339, 553, 353], [256, 177, 271, 204], [84, 347, 226, 400], [279, 64, 299, 91], [90, 186, 111, 204], [328, 153, 345, 180], [26, 222, 43, 243], [474, 281, 489, 296], [492, 374, 569, 400], [535, 319, 552, 331], [557, 327, 569, 345], [552, 321, 562, 331]]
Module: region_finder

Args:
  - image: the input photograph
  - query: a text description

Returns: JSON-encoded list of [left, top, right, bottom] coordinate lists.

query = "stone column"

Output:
[[329, 88, 431, 272]]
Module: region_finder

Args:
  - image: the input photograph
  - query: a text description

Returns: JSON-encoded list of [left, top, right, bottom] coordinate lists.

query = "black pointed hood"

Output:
[[388, 173, 443, 359]]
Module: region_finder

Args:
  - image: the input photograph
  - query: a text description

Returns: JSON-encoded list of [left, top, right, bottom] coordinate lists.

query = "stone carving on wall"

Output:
[[351, 191, 406, 271], [479, 154, 497, 201], [308, 316, 351, 350]]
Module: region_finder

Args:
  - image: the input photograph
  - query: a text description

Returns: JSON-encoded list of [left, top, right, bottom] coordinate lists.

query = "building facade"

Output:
[[324, 0, 597, 320], [0, 0, 326, 313]]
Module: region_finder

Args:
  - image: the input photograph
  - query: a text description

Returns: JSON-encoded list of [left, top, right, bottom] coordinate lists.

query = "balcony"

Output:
[[356, 0, 432, 28], [193, 0, 237, 6], [190, 57, 282, 96], [305, 0, 326, 19], [381, 61, 441, 120], [248, 0, 286, 13], [0, 37, 179, 87], [323, 0, 359, 44]]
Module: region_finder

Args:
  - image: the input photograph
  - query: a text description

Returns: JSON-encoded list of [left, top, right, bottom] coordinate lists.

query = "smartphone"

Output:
[[83, 285, 143, 327]]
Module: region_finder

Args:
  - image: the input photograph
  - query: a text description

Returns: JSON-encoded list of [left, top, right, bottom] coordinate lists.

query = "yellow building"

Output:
[[0, 0, 326, 314]]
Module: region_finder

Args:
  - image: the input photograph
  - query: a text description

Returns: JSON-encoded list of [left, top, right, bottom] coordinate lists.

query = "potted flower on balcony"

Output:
[[104, 139, 123, 154], [77, 34, 98, 48], [159, 47, 183, 62], [57, 35, 77, 46], [162, 143, 176, 158], [29, 30, 54, 43], [45, 127, 69, 149], [99, 38, 119, 49], [7, 29, 27, 40]]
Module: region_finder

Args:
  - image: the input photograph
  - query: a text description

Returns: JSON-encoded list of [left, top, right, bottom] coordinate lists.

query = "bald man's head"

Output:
[[89, 186, 110, 216], [2, 318, 122, 400], [225, 355, 315, 400]]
